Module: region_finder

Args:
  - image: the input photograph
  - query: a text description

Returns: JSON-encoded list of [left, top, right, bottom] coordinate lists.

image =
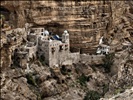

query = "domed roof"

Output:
[[49, 39, 52, 42], [64, 30, 68, 34], [44, 30, 49, 35]]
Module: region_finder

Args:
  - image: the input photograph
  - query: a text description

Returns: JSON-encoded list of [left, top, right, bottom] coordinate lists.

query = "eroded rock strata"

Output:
[[1, 1, 132, 51]]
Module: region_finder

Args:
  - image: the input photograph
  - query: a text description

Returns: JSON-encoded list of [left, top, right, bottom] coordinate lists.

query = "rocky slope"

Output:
[[101, 87, 133, 100], [1, 50, 133, 100]]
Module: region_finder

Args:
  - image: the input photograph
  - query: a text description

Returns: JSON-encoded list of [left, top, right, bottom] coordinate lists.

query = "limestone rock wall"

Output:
[[1, 1, 132, 50]]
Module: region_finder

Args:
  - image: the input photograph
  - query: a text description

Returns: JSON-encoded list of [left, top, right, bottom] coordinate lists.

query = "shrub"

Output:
[[102, 53, 115, 73], [102, 84, 109, 96], [26, 73, 37, 86], [84, 90, 101, 100], [114, 88, 125, 95], [78, 74, 88, 86]]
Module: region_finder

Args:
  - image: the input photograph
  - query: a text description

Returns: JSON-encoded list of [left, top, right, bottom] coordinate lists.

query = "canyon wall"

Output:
[[1, 1, 132, 51]]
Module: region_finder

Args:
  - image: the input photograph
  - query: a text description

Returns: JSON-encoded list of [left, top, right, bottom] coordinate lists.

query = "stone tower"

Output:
[[62, 30, 70, 53], [62, 30, 69, 43]]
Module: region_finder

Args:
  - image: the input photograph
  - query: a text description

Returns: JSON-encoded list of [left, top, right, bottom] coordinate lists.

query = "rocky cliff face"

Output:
[[1, 1, 132, 51]]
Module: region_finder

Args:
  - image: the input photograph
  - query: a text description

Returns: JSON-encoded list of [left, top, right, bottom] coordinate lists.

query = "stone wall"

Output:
[[26, 45, 37, 60], [68, 52, 80, 64], [80, 54, 104, 64]]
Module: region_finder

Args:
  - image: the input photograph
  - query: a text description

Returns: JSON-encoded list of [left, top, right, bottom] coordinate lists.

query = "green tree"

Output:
[[78, 74, 88, 86], [102, 53, 115, 73]]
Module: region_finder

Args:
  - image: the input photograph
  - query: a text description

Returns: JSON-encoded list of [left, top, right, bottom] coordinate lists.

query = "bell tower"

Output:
[[62, 30, 69, 43]]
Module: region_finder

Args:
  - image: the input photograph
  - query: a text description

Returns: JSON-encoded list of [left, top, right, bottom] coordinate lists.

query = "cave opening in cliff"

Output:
[[44, 22, 64, 36], [129, 8, 133, 14], [0, 6, 10, 21]]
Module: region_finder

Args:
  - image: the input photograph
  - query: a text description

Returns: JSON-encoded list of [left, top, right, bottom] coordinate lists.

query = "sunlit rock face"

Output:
[[1, 1, 132, 51]]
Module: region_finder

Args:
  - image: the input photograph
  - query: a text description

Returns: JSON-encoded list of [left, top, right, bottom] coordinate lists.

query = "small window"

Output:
[[51, 47, 55, 53], [59, 45, 63, 51], [65, 44, 68, 50], [42, 29, 44, 32], [65, 44, 68, 47]]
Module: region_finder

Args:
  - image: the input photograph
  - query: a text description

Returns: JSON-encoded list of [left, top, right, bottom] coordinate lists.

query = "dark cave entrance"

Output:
[[0, 6, 11, 28], [129, 8, 133, 14], [0, 6, 10, 21], [44, 22, 64, 36]]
